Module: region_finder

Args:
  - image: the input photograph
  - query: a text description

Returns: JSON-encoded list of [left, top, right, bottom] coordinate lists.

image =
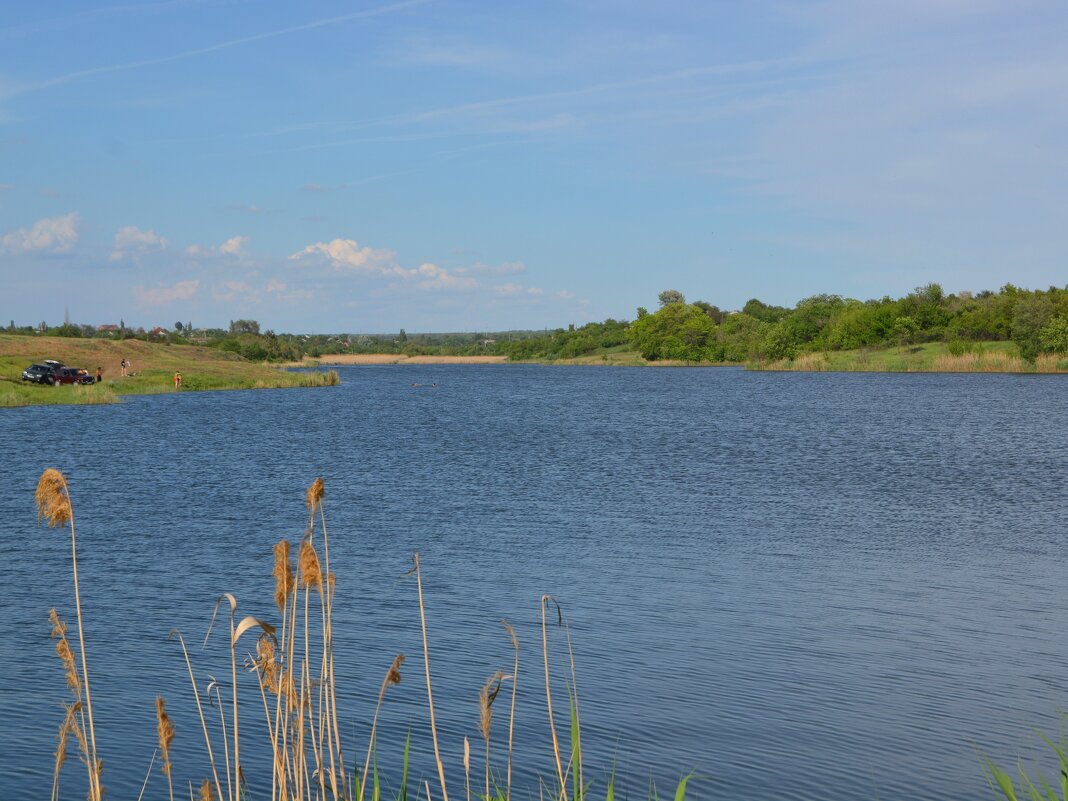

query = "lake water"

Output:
[[2, 365, 1067, 801]]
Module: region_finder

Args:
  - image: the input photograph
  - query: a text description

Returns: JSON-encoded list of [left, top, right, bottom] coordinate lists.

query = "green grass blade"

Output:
[[985, 759, 1019, 801], [673, 773, 699, 801], [399, 730, 411, 801]]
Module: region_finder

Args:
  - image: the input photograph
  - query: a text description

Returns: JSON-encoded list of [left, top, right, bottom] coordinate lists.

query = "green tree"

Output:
[[630, 302, 715, 361], [658, 289, 686, 307], [230, 319, 260, 335], [892, 316, 919, 347], [1037, 315, 1068, 355], [1011, 293, 1054, 361]]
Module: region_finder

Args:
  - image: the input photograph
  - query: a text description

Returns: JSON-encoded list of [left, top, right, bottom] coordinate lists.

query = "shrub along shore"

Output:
[[0, 334, 339, 408]]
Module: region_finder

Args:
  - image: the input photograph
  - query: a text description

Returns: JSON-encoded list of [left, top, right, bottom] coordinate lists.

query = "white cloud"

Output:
[[219, 235, 248, 255], [495, 282, 546, 297], [185, 235, 249, 259], [1, 212, 79, 253], [414, 262, 479, 291], [109, 225, 168, 261], [289, 238, 402, 276], [557, 290, 575, 300], [135, 279, 198, 307], [0, 183, 12, 192], [266, 279, 288, 293]]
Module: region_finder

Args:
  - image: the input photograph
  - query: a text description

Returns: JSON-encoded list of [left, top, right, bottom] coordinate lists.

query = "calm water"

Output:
[[2, 365, 1067, 801]]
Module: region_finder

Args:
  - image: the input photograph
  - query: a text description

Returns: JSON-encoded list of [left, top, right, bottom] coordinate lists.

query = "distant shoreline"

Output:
[[289, 354, 509, 366]]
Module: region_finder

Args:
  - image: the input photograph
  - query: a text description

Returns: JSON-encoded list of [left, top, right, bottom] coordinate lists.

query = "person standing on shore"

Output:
[[95, 367, 102, 383], [174, 370, 182, 390], [120, 358, 126, 377]]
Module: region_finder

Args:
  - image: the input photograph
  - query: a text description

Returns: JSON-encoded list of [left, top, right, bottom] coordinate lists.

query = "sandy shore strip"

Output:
[[295, 354, 509, 366]]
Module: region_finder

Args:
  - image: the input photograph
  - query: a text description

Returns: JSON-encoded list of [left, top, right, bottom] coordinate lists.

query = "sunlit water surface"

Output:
[[2, 366, 1067, 800]]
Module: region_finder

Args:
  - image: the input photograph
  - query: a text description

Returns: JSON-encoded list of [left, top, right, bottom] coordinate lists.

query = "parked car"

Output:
[[51, 367, 94, 386], [21, 362, 60, 384]]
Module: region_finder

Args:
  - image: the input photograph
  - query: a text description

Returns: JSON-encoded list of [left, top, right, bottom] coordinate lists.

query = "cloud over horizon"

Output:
[[110, 225, 168, 262], [135, 279, 199, 307], [1, 213, 79, 254]]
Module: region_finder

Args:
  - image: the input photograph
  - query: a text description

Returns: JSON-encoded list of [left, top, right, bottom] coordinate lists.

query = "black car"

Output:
[[21, 362, 61, 384]]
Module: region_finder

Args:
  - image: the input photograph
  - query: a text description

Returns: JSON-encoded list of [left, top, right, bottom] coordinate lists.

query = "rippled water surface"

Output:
[[2, 365, 1068, 800]]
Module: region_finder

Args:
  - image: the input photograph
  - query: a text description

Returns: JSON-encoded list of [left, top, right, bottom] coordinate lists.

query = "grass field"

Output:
[[754, 341, 1068, 373], [0, 334, 339, 407]]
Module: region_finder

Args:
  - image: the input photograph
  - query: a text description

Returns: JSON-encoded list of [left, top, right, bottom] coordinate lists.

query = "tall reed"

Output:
[[37, 469, 102, 801], [39, 473, 700, 801]]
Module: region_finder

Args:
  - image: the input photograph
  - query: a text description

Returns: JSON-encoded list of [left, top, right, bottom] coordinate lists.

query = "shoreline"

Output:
[[0, 334, 339, 408]]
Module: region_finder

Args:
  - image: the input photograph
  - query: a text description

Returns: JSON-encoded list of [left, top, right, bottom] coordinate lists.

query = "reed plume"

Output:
[[272, 540, 294, 612], [256, 633, 281, 695], [199, 778, 217, 801], [38, 469, 101, 801], [306, 477, 325, 511], [298, 540, 323, 593], [35, 468, 72, 527], [51, 702, 83, 801], [156, 696, 176, 801], [49, 609, 81, 696]]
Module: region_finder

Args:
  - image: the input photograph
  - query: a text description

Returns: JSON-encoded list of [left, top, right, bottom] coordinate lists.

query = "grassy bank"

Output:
[[0, 334, 339, 407], [752, 341, 1068, 373]]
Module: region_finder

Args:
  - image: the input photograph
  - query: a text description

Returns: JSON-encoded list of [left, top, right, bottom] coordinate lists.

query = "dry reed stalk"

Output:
[[302, 658, 325, 801], [250, 664, 281, 801], [412, 553, 450, 801], [479, 672, 504, 801], [157, 696, 176, 801], [540, 595, 565, 795], [220, 595, 241, 801], [502, 621, 519, 801], [280, 559, 304, 801], [360, 654, 405, 801], [51, 701, 82, 801], [1035, 354, 1067, 372], [792, 353, 828, 371], [170, 631, 225, 801], [463, 737, 471, 801], [37, 469, 101, 801], [270, 538, 294, 801], [200, 778, 217, 801], [317, 493, 347, 801], [273, 541, 295, 613], [208, 681, 233, 801], [932, 351, 1022, 373], [136, 749, 156, 801]]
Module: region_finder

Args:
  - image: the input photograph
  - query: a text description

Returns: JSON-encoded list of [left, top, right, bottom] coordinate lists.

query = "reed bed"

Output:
[[38, 469, 697, 801], [930, 350, 1024, 372]]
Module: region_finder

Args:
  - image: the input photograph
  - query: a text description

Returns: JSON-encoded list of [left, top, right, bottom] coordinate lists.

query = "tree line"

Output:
[[499, 284, 1068, 363], [13, 283, 1068, 364]]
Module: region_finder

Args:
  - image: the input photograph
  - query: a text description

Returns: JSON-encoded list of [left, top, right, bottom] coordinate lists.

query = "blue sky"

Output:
[[1, 1, 1066, 333]]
